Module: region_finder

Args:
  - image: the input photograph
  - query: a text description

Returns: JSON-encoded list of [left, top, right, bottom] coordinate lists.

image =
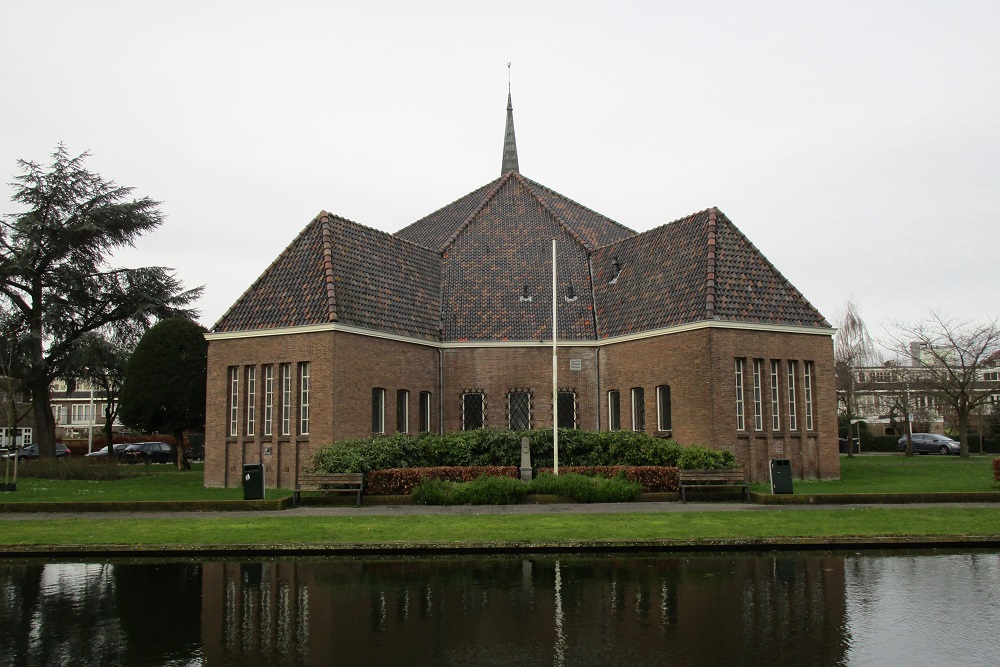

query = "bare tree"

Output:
[[889, 313, 1000, 457], [834, 301, 878, 457]]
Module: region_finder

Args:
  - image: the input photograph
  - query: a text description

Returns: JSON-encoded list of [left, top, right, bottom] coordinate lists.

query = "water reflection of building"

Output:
[[201, 555, 848, 665]]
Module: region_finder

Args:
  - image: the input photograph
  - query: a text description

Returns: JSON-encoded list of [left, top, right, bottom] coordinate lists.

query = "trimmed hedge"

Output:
[[411, 471, 644, 505], [366, 466, 518, 495], [538, 466, 679, 492], [310, 429, 735, 474]]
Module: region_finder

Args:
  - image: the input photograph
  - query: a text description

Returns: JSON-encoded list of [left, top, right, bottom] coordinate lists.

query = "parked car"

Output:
[[3, 443, 71, 459], [84, 444, 129, 458], [122, 441, 176, 464], [897, 433, 962, 455]]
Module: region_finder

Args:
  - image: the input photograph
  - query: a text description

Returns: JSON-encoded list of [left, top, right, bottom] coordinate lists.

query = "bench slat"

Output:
[[678, 469, 749, 503], [293, 473, 364, 506]]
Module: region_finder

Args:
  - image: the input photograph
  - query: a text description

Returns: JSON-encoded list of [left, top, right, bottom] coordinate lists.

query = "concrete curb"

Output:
[[3, 534, 1000, 558]]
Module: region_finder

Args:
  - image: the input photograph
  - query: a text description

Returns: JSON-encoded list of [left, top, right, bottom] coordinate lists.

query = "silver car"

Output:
[[897, 433, 961, 455]]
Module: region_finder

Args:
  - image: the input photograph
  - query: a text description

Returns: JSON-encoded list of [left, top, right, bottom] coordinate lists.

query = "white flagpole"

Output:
[[552, 239, 559, 475]]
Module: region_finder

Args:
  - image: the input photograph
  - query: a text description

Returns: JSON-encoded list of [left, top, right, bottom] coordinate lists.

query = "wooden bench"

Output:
[[679, 469, 749, 502], [293, 473, 364, 506]]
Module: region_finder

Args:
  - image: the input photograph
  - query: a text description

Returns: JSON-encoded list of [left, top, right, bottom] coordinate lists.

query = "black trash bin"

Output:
[[770, 458, 793, 494], [242, 463, 265, 500]]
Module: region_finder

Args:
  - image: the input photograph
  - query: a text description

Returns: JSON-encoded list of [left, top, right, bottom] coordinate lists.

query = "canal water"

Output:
[[0, 550, 997, 666]]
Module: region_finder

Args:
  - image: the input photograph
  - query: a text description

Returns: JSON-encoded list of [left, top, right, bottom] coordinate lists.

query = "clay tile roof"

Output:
[[213, 213, 441, 339], [711, 209, 829, 327], [592, 207, 829, 337], [439, 175, 598, 341], [214, 190, 828, 341]]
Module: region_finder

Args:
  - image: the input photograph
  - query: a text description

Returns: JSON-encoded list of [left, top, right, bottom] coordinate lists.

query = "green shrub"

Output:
[[537, 466, 678, 492], [312, 428, 726, 475], [9, 459, 151, 481], [412, 475, 528, 505], [676, 445, 737, 470], [366, 466, 519, 495], [528, 472, 642, 503]]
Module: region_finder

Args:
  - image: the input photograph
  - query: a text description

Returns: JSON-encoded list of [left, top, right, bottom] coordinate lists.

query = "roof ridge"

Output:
[[211, 210, 329, 331], [319, 214, 339, 323], [705, 209, 718, 320], [439, 171, 517, 253], [520, 175, 637, 238], [513, 173, 593, 252], [711, 208, 830, 327]]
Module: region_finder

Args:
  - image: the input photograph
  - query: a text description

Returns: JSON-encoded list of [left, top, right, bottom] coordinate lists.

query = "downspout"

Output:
[[587, 252, 601, 431], [595, 347, 602, 431], [438, 347, 444, 435]]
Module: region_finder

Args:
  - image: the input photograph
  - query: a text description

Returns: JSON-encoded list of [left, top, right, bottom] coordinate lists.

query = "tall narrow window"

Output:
[[508, 391, 531, 430], [419, 391, 432, 433], [280, 363, 292, 436], [462, 391, 486, 430], [656, 385, 671, 432], [734, 359, 745, 431], [631, 387, 645, 432], [245, 365, 256, 436], [752, 359, 763, 431], [787, 360, 798, 431], [227, 366, 239, 436], [263, 365, 274, 436], [298, 362, 310, 435], [557, 390, 577, 429], [397, 389, 409, 433], [804, 361, 815, 431], [608, 390, 621, 431], [770, 360, 781, 431], [372, 388, 386, 434]]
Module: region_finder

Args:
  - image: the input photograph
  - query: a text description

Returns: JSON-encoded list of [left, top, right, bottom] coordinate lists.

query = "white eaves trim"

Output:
[[206, 319, 834, 348]]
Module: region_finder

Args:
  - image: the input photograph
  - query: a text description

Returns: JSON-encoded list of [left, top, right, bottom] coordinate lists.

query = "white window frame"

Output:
[[734, 359, 745, 431], [263, 365, 273, 436], [770, 360, 781, 431], [372, 387, 386, 435], [397, 389, 409, 433], [655, 385, 671, 432], [419, 391, 432, 433], [298, 362, 311, 435], [804, 361, 814, 431], [558, 390, 578, 430], [608, 390, 621, 431], [631, 387, 645, 432], [245, 365, 256, 436], [787, 360, 798, 432], [752, 359, 763, 431], [228, 366, 239, 437], [280, 363, 292, 436]]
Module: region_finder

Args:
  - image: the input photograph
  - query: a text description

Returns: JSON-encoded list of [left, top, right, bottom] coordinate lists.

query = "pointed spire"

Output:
[[501, 91, 519, 175]]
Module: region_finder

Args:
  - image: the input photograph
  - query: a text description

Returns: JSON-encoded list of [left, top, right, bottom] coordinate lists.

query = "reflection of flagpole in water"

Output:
[[554, 559, 566, 667]]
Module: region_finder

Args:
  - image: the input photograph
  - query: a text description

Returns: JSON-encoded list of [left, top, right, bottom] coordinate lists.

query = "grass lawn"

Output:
[[2, 507, 1000, 547], [0, 463, 292, 503], [751, 454, 1000, 494]]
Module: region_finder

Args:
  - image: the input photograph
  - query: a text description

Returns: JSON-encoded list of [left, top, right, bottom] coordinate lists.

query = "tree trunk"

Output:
[[30, 378, 56, 457], [103, 408, 115, 463], [174, 429, 190, 470], [959, 417, 970, 457]]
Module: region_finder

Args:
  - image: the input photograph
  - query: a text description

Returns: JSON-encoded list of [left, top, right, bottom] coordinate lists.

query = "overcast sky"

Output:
[[2, 1, 997, 343]]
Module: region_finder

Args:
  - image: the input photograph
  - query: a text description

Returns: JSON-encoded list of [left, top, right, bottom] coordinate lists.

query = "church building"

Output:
[[204, 96, 839, 487]]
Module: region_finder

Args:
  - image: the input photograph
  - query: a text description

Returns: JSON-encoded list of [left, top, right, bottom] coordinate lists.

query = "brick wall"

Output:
[[206, 325, 838, 487], [205, 330, 438, 488]]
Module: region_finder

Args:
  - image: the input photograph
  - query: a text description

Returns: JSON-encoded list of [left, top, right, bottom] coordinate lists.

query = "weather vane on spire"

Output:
[[507, 61, 511, 93]]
